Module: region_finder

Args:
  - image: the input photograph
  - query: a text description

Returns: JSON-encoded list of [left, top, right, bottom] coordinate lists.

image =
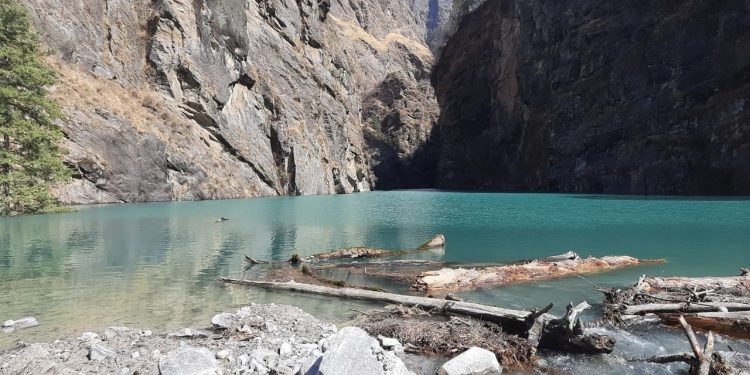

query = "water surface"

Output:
[[1, 191, 749, 352]]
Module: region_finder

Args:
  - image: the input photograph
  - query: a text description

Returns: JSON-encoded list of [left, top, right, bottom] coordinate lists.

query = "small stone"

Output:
[[119, 367, 130, 375], [142, 329, 153, 337], [89, 342, 116, 361], [279, 342, 293, 356], [250, 358, 268, 373], [131, 351, 140, 359], [2, 320, 14, 327], [264, 320, 278, 332], [438, 347, 502, 375], [153, 349, 161, 357], [216, 349, 230, 360]]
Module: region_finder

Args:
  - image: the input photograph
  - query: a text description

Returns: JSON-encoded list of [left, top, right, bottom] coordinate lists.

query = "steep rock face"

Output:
[[433, 0, 750, 195], [22, 0, 445, 203]]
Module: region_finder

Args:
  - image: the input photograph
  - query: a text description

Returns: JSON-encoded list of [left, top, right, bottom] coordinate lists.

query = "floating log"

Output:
[[301, 234, 445, 263], [413, 253, 663, 291], [219, 278, 531, 332]]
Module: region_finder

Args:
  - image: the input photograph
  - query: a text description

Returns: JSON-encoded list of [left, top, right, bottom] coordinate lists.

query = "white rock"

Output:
[[2, 320, 14, 328], [211, 312, 237, 329], [104, 326, 131, 341], [131, 351, 141, 359], [142, 329, 153, 337], [279, 342, 293, 356], [438, 347, 502, 375], [216, 349, 230, 360]]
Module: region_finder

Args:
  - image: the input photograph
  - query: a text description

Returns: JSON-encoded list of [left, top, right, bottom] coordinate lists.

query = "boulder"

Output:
[[211, 312, 237, 330], [377, 335, 405, 353], [437, 347, 502, 375], [317, 326, 413, 375], [159, 347, 220, 375]]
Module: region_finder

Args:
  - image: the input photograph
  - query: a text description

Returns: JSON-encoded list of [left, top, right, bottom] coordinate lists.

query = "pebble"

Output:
[[279, 342, 293, 356]]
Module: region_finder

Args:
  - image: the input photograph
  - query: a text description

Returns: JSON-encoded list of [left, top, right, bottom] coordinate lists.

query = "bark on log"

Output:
[[218, 278, 532, 333], [413, 255, 663, 291], [622, 302, 750, 315], [301, 234, 445, 262]]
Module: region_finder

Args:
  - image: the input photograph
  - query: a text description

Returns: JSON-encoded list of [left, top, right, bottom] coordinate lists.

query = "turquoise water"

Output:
[[1, 191, 749, 349]]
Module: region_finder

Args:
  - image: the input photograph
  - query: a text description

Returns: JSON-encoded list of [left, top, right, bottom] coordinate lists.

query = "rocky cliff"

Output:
[[22, 0, 449, 203], [433, 0, 750, 195]]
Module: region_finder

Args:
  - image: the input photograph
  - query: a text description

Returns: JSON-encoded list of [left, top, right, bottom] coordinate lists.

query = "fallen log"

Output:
[[413, 253, 663, 291], [300, 234, 445, 263], [640, 275, 750, 294], [660, 311, 750, 340], [219, 278, 532, 332], [621, 302, 750, 315]]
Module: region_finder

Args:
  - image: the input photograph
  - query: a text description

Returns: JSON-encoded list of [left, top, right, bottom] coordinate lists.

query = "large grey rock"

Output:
[[20, 0, 446, 203], [317, 326, 413, 375], [1, 344, 77, 375], [437, 347, 502, 375], [158, 347, 220, 375]]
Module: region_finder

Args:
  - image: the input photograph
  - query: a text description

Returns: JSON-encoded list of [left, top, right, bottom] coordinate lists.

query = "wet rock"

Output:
[[80, 332, 100, 342], [2, 317, 39, 332], [2, 319, 14, 327], [89, 342, 116, 361], [318, 326, 413, 375], [104, 326, 132, 341], [437, 347, 502, 375], [159, 347, 220, 375]]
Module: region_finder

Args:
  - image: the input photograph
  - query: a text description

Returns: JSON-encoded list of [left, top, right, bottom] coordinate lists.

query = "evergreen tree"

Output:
[[0, 0, 69, 215]]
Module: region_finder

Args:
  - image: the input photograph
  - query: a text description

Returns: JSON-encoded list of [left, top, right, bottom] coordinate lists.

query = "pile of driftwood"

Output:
[[227, 236, 748, 373], [602, 270, 750, 339]]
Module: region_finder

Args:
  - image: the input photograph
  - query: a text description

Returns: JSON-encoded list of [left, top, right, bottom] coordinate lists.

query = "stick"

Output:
[[679, 315, 704, 361]]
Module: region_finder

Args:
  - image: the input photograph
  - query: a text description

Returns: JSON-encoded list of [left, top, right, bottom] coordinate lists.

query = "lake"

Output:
[[2, 191, 749, 356]]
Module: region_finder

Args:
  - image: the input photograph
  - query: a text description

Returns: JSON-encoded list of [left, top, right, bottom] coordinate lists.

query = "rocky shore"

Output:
[[0, 304, 498, 375]]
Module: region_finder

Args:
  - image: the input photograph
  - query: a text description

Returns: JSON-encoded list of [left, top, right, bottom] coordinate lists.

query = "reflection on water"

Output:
[[1, 191, 749, 349]]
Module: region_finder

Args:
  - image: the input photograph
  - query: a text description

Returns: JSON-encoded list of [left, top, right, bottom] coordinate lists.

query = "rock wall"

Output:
[[433, 0, 750, 195], [22, 0, 447, 203]]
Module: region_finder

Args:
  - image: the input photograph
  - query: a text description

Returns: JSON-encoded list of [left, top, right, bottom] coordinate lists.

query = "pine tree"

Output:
[[0, 0, 69, 215]]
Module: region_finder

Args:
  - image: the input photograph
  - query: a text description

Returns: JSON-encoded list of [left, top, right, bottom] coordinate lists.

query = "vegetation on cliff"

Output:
[[0, 0, 68, 215]]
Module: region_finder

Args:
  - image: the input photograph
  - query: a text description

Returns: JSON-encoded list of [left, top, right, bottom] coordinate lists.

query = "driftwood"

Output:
[[300, 234, 445, 263], [244, 256, 269, 265], [660, 311, 750, 340], [622, 302, 750, 315], [642, 316, 725, 375], [537, 302, 615, 354], [413, 253, 663, 291], [218, 278, 615, 355], [605, 271, 750, 339]]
